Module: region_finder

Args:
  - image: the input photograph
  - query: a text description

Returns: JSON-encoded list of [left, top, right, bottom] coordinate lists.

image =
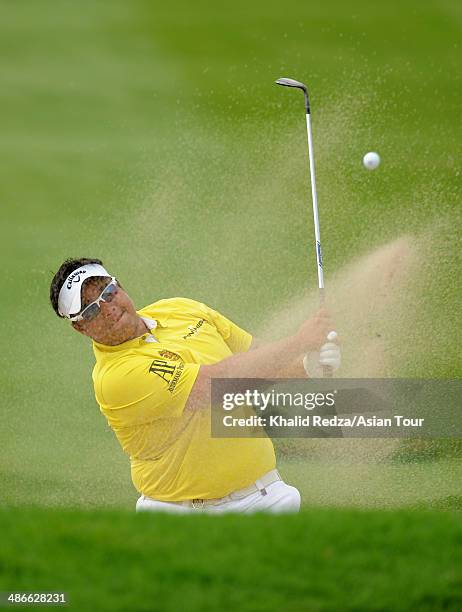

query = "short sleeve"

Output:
[[198, 303, 253, 354], [95, 353, 200, 427]]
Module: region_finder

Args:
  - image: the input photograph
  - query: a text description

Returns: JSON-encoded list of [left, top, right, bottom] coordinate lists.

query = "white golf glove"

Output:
[[303, 331, 341, 377]]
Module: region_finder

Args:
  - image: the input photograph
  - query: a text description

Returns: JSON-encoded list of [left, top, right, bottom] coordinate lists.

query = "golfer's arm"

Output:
[[249, 337, 306, 376], [185, 335, 305, 410]]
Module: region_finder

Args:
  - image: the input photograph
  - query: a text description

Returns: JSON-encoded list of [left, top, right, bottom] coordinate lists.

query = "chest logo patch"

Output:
[[158, 349, 181, 361], [149, 359, 176, 384], [183, 319, 206, 340], [149, 358, 185, 393]]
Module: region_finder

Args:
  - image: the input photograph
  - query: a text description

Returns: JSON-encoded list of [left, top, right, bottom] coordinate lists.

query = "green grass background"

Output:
[[1, 508, 461, 612], [0, 0, 461, 608]]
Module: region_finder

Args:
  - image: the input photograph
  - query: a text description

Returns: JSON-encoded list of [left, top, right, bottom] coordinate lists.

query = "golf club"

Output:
[[275, 77, 334, 378]]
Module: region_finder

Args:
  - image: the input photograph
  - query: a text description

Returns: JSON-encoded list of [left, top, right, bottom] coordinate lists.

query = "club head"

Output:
[[275, 77, 310, 113], [275, 77, 307, 91]]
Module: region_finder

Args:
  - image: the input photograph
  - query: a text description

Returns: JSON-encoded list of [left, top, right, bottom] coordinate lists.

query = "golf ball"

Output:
[[363, 151, 380, 170]]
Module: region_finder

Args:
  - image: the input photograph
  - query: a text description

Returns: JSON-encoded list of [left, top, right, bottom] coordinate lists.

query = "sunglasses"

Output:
[[70, 277, 118, 322]]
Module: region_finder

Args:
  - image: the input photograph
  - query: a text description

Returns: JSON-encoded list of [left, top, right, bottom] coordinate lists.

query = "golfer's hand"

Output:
[[295, 308, 332, 352], [319, 331, 341, 370], [303, 331, 341, 377]]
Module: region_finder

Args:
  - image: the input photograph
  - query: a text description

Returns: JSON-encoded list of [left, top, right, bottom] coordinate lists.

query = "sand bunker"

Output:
[[258, 235, 418, 378], [259, 235, 419, 464]]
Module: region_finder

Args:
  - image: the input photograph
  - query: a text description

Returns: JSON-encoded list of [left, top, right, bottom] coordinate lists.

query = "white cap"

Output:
[[58, 263, 112, 318]]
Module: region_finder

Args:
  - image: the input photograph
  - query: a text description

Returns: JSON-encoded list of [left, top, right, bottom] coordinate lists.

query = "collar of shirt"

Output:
[[139, 316, 159, 343], [93, 314, 163, 352]]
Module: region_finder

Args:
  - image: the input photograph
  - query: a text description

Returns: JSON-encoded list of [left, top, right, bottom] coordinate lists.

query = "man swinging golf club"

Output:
[[49, 257, 340, 514]]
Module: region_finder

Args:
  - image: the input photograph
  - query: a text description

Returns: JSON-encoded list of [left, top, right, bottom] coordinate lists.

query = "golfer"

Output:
[[50, 258, 340, 514]]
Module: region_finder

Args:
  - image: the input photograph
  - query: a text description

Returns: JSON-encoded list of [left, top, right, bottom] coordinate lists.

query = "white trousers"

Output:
[[136, 480, 301, 515]]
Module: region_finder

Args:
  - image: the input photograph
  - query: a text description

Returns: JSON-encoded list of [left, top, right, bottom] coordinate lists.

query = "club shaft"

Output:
[[275, 77, 333, 379], [305, 111, 331, 378], [305, 113, 324, 291]]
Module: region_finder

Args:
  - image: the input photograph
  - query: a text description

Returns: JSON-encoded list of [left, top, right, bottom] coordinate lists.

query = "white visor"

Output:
[[58, 263, 112, 318]]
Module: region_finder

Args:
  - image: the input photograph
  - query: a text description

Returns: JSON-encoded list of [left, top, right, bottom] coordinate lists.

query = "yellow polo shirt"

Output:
[[92, 297, 275, 501]]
